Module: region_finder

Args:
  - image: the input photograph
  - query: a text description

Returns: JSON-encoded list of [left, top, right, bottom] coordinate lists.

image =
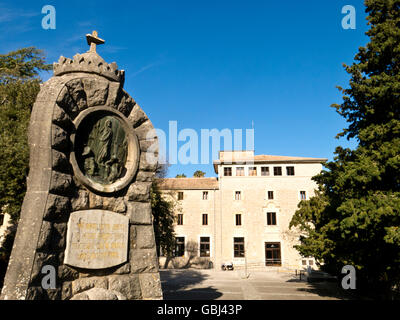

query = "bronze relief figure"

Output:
[[77, 114, 128, 185]]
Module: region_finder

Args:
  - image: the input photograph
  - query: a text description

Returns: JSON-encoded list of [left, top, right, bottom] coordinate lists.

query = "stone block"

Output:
[[71, 277, 108, 295], [56, 86, 78, 117], [112, 262, 131, 275], [71, 287, 126, 300], [65, 79, 87, 111], [116, 92, 135, 116], [52, 105, 73, 130], [135, 225, 156, 249], [126, 201, 152, 225], [108, 274, 142, 300], [139, 152, 158, 172], [126, 182, 152, 202], [102, 197, 127, 213], [37, 221, 52, 251], [61, 281, 73, 300], [26, 287, 61, 300], [58, 265, 79, 282], [43, 194, 71, 221], [49, 172, 73, 195], [82, 78, 109, 107], [139, 138, 158, 153], [52, 150, 71, 173], [71, 189, 89, 211], [130, 248, 159, 273], [51, 222, 67, 250], [105, 81, 122, 107], [139, 273, 163, 300], [52, 125, 69, 151], [135, 120, 157, 140], [136, 170, 155, 182], [30, 253, 58, 286], [88, 192, 103, 208], [128, 104, 147, 128]]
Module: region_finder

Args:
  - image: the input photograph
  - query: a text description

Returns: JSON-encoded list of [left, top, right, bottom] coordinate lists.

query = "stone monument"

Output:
[[0, 31, 163, 300]]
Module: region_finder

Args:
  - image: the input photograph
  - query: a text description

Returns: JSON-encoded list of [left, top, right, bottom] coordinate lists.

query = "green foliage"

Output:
[[0, 48, 50, 219], [193, 170, 206, 178], [175, 174, 186, 178], [290, 0, 400, 295], [151, 164, 178, 259], [0, 47, 51, 83], [0, 47, 50, 289], [151, 183, 177, 257]]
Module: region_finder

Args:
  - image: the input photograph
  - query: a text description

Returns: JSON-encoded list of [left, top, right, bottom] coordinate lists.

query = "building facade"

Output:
[[158, 151, 326, 270]]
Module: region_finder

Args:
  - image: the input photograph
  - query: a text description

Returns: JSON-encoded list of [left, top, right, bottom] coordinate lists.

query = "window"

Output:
[[309, 260, 314, 266], [224, 167, 232, 176], [177, 214, 183, 225], [302, 260, 307, 266], [267, 212, 277, 225], [202, 191, 208, 200], [273, 167, 282, 176], [300, 191, 307, 200], [249, 167, 257, 176], [175, 237, 185, 256], [236, 167, 245, 176], [234, 237, 245, 258], [202, 214, 208, 226], [286, 166, 295, 176], [235, 214, 242, 226], [235, 191, 241, 200], [178, 192, 184, 200], [265, 242, 281, 266], [267, 191, 274, 200], [261, 167, 270, 176], [0, 214, 4, 226], [200, 237, 210, 257]]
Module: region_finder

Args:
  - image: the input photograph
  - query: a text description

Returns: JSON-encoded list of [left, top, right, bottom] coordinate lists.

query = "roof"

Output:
[[213, 154, 328, 173], [156, 178, 219, 190]]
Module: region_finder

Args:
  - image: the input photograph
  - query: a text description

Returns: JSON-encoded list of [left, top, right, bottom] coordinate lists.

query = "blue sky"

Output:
[[0, 0, 369, 177]]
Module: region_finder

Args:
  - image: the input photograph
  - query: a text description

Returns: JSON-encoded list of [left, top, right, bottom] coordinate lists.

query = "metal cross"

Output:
[[86, 30, 105, 53]]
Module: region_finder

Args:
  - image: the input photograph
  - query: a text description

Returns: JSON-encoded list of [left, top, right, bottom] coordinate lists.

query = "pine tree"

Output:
[[290, 0, 400, 297]]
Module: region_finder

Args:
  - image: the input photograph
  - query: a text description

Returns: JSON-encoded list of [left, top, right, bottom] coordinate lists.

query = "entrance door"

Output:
[[265, 242, 281, 266]]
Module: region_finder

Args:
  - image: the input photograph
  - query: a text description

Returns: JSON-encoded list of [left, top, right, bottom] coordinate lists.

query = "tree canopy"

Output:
[[193, 170, 206, 178], [0, 48, 51, 219], [152, 164, 178, 259], [0, 47, 51, 289], [290, 0, 400, 296]]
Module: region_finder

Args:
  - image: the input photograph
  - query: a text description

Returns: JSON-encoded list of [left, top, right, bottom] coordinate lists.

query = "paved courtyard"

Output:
[[160, 269, 354, 300]]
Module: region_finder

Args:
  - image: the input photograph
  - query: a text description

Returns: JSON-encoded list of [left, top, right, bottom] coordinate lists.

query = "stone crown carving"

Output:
[[53, 51, 125, 82]]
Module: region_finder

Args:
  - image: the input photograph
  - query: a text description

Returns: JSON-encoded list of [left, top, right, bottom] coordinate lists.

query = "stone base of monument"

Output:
[[1, 32, 163, 300]]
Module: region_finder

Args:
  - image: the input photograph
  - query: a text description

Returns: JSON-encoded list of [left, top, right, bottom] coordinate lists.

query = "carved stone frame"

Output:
[[70, 106, 140, 194]]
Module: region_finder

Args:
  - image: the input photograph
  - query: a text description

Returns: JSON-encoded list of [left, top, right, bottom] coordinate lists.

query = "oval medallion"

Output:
[[71, 107, 140, 193]]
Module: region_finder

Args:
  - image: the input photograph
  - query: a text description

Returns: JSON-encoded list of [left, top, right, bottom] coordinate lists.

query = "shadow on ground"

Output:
[[160, 269, 223, 300], [289, 279, 359, 300]]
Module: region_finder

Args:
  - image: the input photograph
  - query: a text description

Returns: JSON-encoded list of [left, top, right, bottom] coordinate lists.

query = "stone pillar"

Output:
[[1, 40, 162, 300]]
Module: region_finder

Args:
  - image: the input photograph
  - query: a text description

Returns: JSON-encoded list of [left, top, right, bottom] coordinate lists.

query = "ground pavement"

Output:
[[160, 268, 355, 300]]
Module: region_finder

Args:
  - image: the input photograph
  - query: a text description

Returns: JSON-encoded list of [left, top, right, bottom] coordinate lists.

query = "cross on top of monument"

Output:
[[86, 30, 105, 53]]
